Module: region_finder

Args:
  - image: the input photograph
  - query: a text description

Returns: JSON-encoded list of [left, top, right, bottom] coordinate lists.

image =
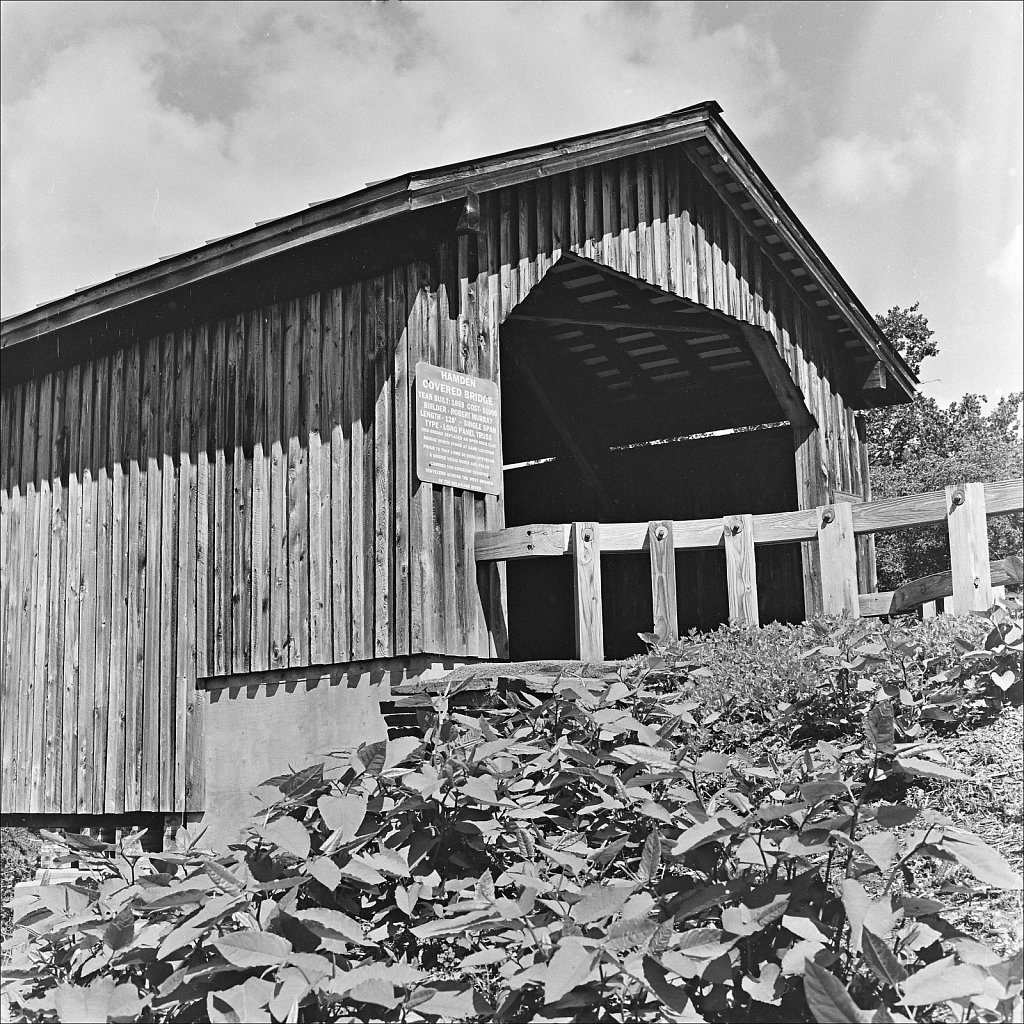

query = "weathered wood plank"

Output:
[[229, 314, 250, 676], [91, 357, 114, 811], [859, 555, 1022, 617], [29, 374, 53, 812], [267, 304, 288, 671], [209, 320, 228, 675], [947, 482, 993, 614], [15, 380, 39, 809], [140, 338, 162, 809], [123, 346, 145, 811], [173, 328, 195, 812], [571, 521, 604, 661], [723, 513, 759, 627], [76, 360, 99, 812], [347, 281, 369, 660], [158, 332, 178, 808], [105, 349, 128, 814], [186, 323, 210, 812], [193, 324, 211, 682], [327, 286, 351, 661], [647, 520, 679, 641], [409, 269, 437, 653], [250, 309, 271, 673], [392, 265, 411, 657], [304, 293, 327, 664], [284, 298, 309, 667], [0, 388, 23, 810], [817, 502, 859, 616], [43, 370, 67, 813], [373, 274, 393, 658]]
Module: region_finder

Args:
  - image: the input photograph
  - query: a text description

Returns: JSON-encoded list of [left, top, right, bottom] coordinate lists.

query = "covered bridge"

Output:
[[0, 102, 916, 834]]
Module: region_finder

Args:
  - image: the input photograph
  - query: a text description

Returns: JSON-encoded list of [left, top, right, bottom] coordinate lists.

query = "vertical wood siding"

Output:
[[0, 141, 871, 815]]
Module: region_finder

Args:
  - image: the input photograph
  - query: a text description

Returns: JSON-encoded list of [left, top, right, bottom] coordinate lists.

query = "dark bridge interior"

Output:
[[499, 254, 803, 659]]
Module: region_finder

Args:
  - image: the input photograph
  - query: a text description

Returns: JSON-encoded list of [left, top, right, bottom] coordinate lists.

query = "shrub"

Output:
[[2, 612, 1021, 1023]]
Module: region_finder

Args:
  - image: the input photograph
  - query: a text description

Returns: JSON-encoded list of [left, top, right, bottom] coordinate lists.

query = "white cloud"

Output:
[[0, 1, 791, 317], [987, 223, 1023, 295], [795, 98, 951, 204]]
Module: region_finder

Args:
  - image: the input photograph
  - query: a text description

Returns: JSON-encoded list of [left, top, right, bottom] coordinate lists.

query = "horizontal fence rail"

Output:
[[475, 479, 1024, 661]]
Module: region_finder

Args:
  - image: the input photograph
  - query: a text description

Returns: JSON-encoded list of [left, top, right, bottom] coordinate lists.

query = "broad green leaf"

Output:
[[460, 775, 498, 803], [672, 816, 733, 855], [269, 969, 312, 1022], [642, 956, 700, 1014], [208, 978, 275, 1024], [604, 916, 658, 951], [859, 832, 899, 872], [782, 915, 829, 944], [571, 883, 633, 924], [864, 701, 896, 754], [461, 948, 508, 969], [861, 928, 907, 989], [895, 757, 968, 781], [742, 963, 783, 1006], [411, 909, 494, 939], [800, 780, 849, 803], [592, 835, 628, 865], [337, 855, 384, 886], [874, 803, 918, 827], [317, 793, 367, 840], [616, 744, 675, 767], [640, 830, 662, 882], [203, 860, 245, 896], [384, 736, 422, 770], [103, 910, 134, 951], [294, 907, 367, 945], [901, 957, 988, 1005], [475, 869, 495, 903], [357, 740, 388, 775], [940, 829, 1023, 889], [54, 977, 147, 1024], [675, 928, 735, 959], [258, 817, 310, 860], [413, 982, 488, 1019], [721, 896, 788, 936], [803, 962, 870, 1023], [693, 752, 729, 773], [212, 931, 292, 969], [307, 857, 342, 891], [544, 939, 596, 1004], [516, 827, 535, 859]]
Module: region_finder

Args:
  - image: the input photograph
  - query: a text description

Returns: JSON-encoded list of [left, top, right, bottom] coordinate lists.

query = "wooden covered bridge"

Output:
[[2, 101, 1017, 838]]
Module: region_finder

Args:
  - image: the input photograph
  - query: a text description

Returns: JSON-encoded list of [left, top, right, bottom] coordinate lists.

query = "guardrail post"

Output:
[[723, 514, 759, 626], [817, 502, 860, 616], [647, 521, 678, 642], [571, 522, 604, 661], [946, 483, 992, 614]]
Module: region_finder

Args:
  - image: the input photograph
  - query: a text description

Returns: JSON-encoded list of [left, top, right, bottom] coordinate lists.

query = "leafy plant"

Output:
[[3, 613, 1021, 1023]]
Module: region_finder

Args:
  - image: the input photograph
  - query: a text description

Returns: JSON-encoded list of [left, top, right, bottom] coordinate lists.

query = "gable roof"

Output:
[[0, 101, 916, 399]]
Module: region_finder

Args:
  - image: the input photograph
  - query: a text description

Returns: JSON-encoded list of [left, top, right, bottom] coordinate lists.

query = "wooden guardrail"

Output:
[[475, 479, 1024, 660]]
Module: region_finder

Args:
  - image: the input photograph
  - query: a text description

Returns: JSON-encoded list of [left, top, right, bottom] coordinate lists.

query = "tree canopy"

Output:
[[868, 304, 1022, 589]]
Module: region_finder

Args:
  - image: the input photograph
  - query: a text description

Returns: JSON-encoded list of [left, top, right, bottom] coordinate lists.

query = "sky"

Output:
[[2, 0, 1021, 406]]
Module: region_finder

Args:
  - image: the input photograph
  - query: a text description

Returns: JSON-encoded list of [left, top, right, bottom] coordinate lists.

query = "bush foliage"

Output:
[[2, 611, 1022, 1023]]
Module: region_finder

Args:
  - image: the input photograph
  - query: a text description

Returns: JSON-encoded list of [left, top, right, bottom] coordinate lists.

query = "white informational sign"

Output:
[[414, 361, 502, 495]]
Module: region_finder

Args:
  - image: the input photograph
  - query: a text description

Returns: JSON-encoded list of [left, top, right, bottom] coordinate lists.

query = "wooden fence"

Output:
[[475, 479, 1024, 660]]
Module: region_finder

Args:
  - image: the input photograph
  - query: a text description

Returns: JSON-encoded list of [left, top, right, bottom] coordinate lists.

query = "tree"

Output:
[[868, 305, 1022, 590]]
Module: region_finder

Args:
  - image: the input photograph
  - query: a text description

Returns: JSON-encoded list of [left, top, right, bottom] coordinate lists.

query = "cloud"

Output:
[[0, 1, 790, 317], [987, 223, 1023, 294], [795, 98, 951, 204]]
